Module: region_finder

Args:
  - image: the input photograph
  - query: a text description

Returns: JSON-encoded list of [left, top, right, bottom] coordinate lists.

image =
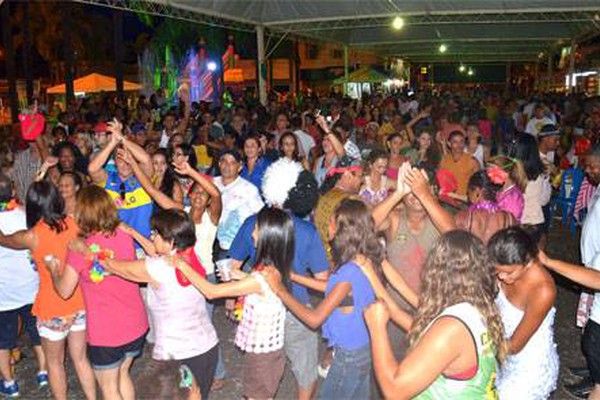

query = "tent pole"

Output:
[[568, 39, 576, 94], [256, 25, 267, 106], [344, 45, 349, 96]]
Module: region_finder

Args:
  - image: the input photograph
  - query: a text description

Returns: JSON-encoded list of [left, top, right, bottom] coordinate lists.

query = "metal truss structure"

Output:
[[72, 0, 600, 62]]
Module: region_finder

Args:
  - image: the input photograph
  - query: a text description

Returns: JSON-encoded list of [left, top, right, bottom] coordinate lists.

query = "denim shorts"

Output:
[[320, 344, 372, 400], [0, 304, 40, 349], [88, 334, 145, 370]]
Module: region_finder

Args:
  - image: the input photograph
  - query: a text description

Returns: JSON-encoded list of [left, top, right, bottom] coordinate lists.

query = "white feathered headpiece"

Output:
[[261, 158, 303, 208]]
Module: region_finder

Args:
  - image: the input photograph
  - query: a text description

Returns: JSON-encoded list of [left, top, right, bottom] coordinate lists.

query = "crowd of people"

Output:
[[1, 85, 600, 399]]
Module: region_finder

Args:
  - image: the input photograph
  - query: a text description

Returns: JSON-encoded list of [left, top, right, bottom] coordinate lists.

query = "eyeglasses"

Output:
[[119, 183, 126, 201]]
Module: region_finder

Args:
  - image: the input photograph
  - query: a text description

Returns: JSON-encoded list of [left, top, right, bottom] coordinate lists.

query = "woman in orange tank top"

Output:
[[0, 181, 96, 400]]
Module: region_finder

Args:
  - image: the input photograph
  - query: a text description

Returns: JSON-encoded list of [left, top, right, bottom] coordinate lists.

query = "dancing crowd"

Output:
[[1, 86, 600, 400]]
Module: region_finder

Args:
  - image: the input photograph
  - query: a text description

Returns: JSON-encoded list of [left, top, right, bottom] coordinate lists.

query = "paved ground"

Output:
[[8, 223, 590, 399]]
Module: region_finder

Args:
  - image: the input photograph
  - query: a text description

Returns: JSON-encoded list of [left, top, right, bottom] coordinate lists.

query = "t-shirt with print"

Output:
[[214, 176, 264, 250], [102, 171, 153, 243], [145, 257, 218, 360], [66, 228, 148, 346]]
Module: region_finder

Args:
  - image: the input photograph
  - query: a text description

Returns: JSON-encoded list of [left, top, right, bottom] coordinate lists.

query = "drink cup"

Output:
[[216, 259, 233, 282]]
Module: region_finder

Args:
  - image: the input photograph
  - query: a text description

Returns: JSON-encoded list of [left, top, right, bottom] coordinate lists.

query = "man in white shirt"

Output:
[[571, 146, 600, 398], [214, 149, 264, 256], [526, 104, 554, 136], [0, 174, 46, 397], [290, 115, 316, 161]]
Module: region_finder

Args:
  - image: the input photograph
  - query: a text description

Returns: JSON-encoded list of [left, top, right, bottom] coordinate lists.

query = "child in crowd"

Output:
[[264, 198, 380, 399]]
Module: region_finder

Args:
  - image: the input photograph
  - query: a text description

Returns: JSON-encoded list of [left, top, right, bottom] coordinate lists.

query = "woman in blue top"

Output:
[[240, 135, 272, 192], [264, 198, 381, 399]]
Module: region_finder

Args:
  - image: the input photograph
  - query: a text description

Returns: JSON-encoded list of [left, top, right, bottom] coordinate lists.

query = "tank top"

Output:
[[31, 217, 85, 321], [193, 212, 217, 275], [234, 272, 286, 354], [496, 290, 559, 399], [386, 211, 438, 293], [413, 302, 499, 400]]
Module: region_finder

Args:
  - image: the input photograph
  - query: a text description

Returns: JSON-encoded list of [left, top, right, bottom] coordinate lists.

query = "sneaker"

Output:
[[564, 377, 593, 399], [317, 363, 330, 379], [0, 380, 19, 398], [36, 371, 49, 388]]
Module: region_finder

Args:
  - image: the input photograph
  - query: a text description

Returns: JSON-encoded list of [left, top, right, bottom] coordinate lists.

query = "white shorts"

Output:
[[37, 311, 86, 341]]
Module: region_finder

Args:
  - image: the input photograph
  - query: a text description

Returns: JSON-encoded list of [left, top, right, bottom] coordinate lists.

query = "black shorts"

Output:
[[180, 344, 219, 399], [0, 304, 40, 349], [88, 334, 145, 370], [583, 319, 600, 383]]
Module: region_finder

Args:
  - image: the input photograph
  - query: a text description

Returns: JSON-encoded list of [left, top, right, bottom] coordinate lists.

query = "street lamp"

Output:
[[459, 64, 466, 73]]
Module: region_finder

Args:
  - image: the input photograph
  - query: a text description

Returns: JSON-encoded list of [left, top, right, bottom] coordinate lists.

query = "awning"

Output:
[[46, 73, 142, 94], [333, 66, 390, 84]]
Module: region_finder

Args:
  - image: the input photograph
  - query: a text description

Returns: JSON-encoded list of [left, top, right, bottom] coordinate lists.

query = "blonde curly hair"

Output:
[[408, 230, 506, 362]]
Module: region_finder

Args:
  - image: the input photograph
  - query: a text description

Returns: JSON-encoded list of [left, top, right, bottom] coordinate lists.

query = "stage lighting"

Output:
[[392, 16, 405, 30], [207, 61, 217, 72], [439, 44, 447, 53]]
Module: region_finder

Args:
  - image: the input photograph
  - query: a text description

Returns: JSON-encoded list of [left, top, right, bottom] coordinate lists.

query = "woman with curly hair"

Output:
[[264, 198, 383, 400], [363, 230, 505, 399]]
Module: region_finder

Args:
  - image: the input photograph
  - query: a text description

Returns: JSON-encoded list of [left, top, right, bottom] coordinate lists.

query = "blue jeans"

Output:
[[205, 273, 227, 380], [320, 344, 371, 400]]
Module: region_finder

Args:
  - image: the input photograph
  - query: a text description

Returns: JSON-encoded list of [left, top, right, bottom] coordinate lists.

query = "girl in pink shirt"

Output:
[[48, 185, 148, 400]]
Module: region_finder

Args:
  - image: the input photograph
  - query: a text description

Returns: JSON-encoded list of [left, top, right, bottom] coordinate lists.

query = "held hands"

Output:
[[364, 299, 391, 328], [262, 266, 286, 296]]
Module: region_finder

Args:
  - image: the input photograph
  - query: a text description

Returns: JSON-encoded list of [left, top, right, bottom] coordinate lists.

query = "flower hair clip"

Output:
[[486, 164, 508, 185]]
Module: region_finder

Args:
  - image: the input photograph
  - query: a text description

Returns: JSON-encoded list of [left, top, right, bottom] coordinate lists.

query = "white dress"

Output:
[[496, 289, 559, 400]]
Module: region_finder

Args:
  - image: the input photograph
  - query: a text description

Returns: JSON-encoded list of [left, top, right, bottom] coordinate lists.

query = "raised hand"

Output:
[[116, 148, 134, 165], [395, 161, 412, 198], [173, 160, 193, 176], [364, 299, 390, 328], [315, 115, 330, 134], [43, 156, 59, 169], [107, 118, 124, 142], [405, 167, 431, 199]]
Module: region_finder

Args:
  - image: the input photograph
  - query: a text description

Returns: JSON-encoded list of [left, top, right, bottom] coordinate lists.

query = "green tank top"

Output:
[[413, 303, 499, 400]]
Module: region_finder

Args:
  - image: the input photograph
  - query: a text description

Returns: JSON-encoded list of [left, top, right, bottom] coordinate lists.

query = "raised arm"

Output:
[[405, 168, 456, 233], [175, 87, 191, 136], [122, 137, 153, 178], [173, 160, 222, 224], [88, 119, 122, 184], [118, 149, 183, 211], [372, 162, 412, 231], [315, 115, 345, 158], [406, 111, 428, 144]]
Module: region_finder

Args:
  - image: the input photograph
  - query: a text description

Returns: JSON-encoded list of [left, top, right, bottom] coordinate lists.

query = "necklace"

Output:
[[468, 200, 499, 213]]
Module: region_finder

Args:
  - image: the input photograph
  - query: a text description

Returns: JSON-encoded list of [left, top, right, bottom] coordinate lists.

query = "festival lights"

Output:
[[392, 16, 405, 30]]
